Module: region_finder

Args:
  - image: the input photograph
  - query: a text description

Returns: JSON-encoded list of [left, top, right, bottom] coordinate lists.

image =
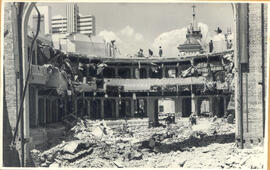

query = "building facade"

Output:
[[31, 6, 52, 35], [52, 3, 95, 36]]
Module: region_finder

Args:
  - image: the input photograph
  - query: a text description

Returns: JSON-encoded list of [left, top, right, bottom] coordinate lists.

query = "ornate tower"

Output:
[[178, 5, 204, 55]]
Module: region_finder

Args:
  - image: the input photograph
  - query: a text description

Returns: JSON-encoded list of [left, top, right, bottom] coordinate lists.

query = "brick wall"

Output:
[[3, 2, 17, 130], [3, 2, 21, 166], [240, 4, 267, 147]]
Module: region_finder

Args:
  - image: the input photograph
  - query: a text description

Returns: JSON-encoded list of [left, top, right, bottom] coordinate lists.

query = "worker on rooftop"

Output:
[[138, 48, 144, 57], [227, 40, 233, 49], [215, 27, 222, 34], [209, 40, 213, 53], [158, 46, 163, 57], [148, 49, 153, 57]]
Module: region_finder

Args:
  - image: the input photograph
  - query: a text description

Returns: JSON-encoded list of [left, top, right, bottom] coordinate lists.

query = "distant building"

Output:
[[31, 6, 52, 35], [52, 3, 96, 36], [51, 16, 67, 34], [77, 15, 96, 35], [52, 33, 114, 57]]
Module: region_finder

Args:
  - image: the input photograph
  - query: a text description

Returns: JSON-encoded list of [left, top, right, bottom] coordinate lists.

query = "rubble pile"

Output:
[[31, 117, 264, 168], [31, 119, 144, 167]]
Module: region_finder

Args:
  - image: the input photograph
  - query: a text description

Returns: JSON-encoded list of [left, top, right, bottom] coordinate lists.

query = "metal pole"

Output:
[[246, 73, 249, 132], [261, 3, 265, 138], [17, 3, 25, 166], [239, 64, 244, 149]]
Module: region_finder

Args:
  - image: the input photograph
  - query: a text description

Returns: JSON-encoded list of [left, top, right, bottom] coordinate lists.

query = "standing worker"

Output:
[[158, 46, 163, 57], [138, 48, 144, 57], [209, 40, 213, 53], [148, 49, 153, 57]]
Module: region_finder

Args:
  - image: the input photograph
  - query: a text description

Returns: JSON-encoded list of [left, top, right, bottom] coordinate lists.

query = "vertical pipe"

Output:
[[246, 73, 249, 132], [261, 4, 265, 137], [239, 64, 244, 149], [238, 3, 249, 149], [17, 3, 25, 166], [233, 3, 243, 148]]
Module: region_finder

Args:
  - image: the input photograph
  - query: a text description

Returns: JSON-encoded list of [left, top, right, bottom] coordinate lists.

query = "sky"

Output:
[[39, 2, 234, 57]]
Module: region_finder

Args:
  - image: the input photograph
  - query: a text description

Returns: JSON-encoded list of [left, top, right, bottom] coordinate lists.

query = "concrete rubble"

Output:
[[30, 117, 264, 168]]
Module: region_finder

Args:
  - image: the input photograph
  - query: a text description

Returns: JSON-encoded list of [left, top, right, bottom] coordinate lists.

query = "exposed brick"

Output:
[[240, 4, 267, 144]]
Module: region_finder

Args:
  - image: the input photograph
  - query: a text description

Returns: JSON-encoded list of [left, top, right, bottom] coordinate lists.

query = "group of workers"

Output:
[[208, 39, 233, 53], [208, 27, 233, 53], [137, 46, 163, 58]]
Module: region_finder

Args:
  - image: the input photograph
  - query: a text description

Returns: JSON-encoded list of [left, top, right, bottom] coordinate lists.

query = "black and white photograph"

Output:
[[2, 1, 268, 168]]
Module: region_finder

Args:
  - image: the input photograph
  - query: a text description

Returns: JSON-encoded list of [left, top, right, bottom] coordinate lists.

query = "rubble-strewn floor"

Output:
[[31, 117, 265, 168]]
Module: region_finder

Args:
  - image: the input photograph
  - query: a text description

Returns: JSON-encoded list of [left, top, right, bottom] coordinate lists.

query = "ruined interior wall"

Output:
[[3, 2, 21, 166], [241, 4, 267, 146], [29, 123, 66, 151], [3, 2, 17, 133]]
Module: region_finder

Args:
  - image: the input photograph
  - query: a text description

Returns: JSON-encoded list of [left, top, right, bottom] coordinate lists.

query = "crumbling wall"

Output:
[[3, 2, 21, 166]]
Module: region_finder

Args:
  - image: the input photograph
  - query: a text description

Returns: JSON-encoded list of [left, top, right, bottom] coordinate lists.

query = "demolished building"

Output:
[[2, 2, 267, 167]]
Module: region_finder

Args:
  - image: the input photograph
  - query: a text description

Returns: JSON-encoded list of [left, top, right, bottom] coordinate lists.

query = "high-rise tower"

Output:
[[66, 3, 79, 34]]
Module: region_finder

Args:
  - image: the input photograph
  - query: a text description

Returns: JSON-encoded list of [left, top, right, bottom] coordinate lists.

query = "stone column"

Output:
[[215, 97, 220, 117], [74, 98, 78, 117], [223, 96, 227, 116], [100, 99, 104, 119], [146, 98, 159, 126], [87, 100, 91, 118], [209, 96, 214, 117], [43, 98, 46, 124], [162, 64, 165, 78], [130, 99, 135, 117], [49, 99, 52, 123], [55, 99, 59, 122], [191, 94, 198, 115], [115, 99, 119, 118]]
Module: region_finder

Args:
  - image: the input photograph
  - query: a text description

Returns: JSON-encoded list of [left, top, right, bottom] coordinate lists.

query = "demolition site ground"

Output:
[[31, 117, 265, 168]]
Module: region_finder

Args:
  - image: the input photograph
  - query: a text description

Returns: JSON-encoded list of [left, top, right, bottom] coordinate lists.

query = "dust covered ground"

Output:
[[31, 117, 265, 168]]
